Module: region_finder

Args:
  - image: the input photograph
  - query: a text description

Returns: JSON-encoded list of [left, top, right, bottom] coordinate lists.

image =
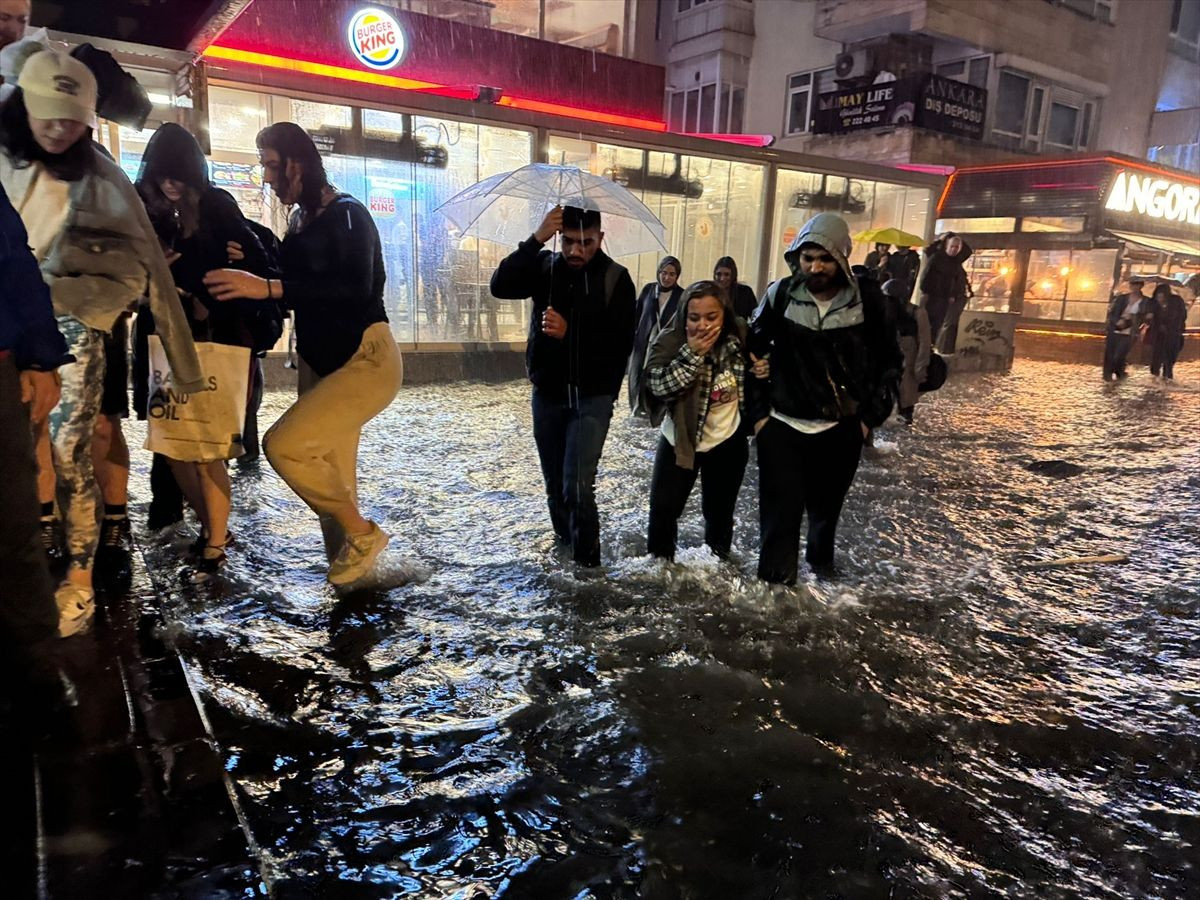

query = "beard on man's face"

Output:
[[805, 265, 846, 292]]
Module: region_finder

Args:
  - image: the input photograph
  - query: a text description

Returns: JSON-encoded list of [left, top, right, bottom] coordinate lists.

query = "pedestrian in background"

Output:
[[882, 277, 930, 425], [628, 254, 682, 418], [643, 279, 762, 561], [747, 212, 901, 584], [490, 204, 636, 568], [919, 233, 971, 353], [204, 122, 402, 587], [1103, 276, 1148, 381], [1147, 282, 1187, 381], [0, 49, 202, 635], [864, 242, 890, 281], [713, 255, 758, 320]]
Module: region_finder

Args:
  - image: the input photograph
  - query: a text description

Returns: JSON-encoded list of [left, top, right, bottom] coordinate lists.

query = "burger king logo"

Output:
[[348, 8, 406, 71]]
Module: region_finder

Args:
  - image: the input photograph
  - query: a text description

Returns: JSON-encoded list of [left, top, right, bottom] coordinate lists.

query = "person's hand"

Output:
[[20, 369, 61, 424], [164, 249, 182, 266], [534, 206, 564, 244], [542, 306, 567, 339], [750, 352, 770, 379], [204, 268, 269, 301], [754, 417, 769, 435], [687, 322, 720, 356], [226, 241, 244, 262]]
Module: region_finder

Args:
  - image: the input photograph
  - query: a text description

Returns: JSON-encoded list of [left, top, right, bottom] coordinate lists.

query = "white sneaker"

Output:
[[56, 583, 96, 637], [327, 523, 389, 586]]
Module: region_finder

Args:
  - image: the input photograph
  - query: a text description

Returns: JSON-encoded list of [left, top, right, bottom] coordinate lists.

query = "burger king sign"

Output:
[[348, 8, 406, 71]]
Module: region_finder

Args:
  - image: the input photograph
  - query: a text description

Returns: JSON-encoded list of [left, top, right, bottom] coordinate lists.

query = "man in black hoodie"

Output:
[[491, 205, 637, 567]]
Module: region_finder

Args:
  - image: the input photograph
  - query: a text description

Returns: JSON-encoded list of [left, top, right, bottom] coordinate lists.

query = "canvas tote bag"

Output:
[[145, 335, 250, 462]]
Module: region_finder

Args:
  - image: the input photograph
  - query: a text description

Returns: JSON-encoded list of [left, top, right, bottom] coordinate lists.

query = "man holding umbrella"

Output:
[[491, 205, 637, 567]]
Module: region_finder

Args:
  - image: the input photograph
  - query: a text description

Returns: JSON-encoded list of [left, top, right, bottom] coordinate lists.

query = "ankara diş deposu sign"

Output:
[[1105, 170, 1200, 225], [348, 8, 406, 70]]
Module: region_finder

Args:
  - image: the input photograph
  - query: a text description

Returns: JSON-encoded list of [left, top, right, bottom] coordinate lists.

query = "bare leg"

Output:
[[34, 419, 54, 505], [92, 414, 130, 506], [168, 459, 207, 533], [196, 461, 231, 548]]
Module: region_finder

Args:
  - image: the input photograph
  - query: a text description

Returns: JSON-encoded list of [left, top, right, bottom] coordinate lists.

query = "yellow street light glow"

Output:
[[1060, 266, 1071, 276], [1040, 280, 1054, 291], [999, 266, 1011, 275]]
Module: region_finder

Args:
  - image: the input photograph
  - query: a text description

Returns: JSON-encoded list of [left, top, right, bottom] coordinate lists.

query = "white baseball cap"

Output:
[[18, 48, 97, 124]]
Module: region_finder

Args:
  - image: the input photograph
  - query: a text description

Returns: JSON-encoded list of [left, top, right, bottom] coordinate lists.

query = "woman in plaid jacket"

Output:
[[642, 280, 762, 561]]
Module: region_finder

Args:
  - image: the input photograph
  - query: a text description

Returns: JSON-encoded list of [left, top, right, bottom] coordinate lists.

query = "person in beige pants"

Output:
[[206, 122, 401, 586], [266, 322, 402, 562]]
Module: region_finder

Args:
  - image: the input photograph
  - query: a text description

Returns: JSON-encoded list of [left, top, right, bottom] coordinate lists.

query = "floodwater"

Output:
[[133, 359, 1200, 898]]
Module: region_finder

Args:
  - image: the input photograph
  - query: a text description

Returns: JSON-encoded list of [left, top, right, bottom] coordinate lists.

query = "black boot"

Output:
[[95, 517, 133, 592]]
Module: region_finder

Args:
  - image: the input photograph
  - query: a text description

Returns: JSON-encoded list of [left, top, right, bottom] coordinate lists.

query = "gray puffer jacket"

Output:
[[0, 146, 204, 392]]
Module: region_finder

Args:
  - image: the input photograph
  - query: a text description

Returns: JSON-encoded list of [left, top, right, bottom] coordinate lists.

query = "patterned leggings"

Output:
[[50, 317, 106, 571]]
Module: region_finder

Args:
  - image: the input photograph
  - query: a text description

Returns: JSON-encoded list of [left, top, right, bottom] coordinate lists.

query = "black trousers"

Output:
[[756, 417, 864, 584], [0, 357, 59, 672], [647, 431, 749, 561], [531, 389, 614, 566], [926, 294, 951, 349], [1103, 333, 1134, 380], [1150, 336, 1181, 379]]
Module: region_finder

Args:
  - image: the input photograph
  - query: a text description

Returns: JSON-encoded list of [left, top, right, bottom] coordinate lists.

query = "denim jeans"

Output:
[[531, 389, 614, 566]]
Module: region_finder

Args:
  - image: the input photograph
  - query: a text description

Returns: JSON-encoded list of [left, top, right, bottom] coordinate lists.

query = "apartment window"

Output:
[[785, 67, 835, 135], [1170, 0, 1200, 47], [936, 55, 991, 88], [992, 69, 1097, 152], [670, 82, 744, 132]]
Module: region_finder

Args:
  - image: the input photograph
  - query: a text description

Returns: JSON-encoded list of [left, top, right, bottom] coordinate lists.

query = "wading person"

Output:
[[0, 180, 70, 701], [135, 122, 273, 578], [0, 49, 202, 635], [644, 280, 760, 561], [747, 212, 901, 584], [204, 122, 402, 587], [490, 204, 637, 567], [882, 277, 930, 425], [1147, 282, 1187, 381], [1103, 276, 1147, 382], [628, 255, 682, 418], [713, 255, 758, 320], [919, 233, 971, 353]]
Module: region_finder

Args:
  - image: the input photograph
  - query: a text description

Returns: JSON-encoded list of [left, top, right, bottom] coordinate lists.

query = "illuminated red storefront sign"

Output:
[[203, 1, 667, 132]]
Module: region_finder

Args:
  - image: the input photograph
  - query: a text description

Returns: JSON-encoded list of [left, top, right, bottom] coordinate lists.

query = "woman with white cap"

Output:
[[0, 47, 202, 636]]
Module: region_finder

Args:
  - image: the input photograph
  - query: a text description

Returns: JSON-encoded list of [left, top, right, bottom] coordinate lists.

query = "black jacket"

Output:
[[731, 283, 758, 320], [628, 281, 682, 412], [491, 235, 637, 401], [1106, 291, 1150, 335], [884, 249, 920, 291], [746, 274, 901, 428], [920, 241, 973, 302], [1148, 293, 1187, 349]]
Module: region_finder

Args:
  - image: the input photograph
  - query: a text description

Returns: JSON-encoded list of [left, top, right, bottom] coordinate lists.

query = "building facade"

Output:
[[655, 0, 1200, 174]]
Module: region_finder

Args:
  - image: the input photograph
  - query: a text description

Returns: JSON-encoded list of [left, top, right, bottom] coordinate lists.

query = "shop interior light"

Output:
[[999, 266, 1011, 276], [1040, 280, 1054, 291], [1060, 266, 1071, 276]]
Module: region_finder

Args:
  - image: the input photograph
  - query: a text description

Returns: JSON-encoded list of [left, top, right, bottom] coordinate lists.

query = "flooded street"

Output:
[[132, 359, 1200, 898]]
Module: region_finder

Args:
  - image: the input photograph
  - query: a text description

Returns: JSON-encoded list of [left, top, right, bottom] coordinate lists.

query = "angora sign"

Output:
[[1105, 170, 1200, 226], [348, 8, 406, 70]]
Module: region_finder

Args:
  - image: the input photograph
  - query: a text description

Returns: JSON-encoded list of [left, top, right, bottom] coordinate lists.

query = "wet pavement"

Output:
[[29, 358, 1200, 897]]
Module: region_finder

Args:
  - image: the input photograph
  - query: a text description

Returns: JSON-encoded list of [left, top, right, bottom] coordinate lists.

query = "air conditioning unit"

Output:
[[833, 49, 871, 82]]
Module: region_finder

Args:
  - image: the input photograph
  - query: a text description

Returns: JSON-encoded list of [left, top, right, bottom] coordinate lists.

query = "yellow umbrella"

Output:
[[854, 227, 926, 247]]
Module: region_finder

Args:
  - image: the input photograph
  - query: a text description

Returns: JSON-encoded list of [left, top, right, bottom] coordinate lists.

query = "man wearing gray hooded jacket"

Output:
[[746, 212, 901, 584]]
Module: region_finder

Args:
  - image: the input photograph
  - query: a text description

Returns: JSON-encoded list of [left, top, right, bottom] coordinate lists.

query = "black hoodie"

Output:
[[135, 123, 272, 346], [491, 234, 637, 402]]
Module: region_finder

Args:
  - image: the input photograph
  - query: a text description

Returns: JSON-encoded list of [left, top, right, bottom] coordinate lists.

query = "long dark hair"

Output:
[[0, 89, 94, 181], [256, 122, 329, 218], [1151, 283, 1173, 304], [714, 255, 739, 284]]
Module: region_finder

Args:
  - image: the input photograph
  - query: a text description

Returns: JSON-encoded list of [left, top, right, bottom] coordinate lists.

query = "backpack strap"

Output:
[[604, 260, 627, 307], [765, 276, 790, 316]]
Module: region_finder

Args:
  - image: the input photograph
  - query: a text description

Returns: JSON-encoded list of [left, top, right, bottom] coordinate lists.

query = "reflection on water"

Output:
[[133, 360, 1200, 897]]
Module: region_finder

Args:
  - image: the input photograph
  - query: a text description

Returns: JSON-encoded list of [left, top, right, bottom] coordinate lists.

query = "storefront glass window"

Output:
[[209, 86, 270, 154], [935, 217, 1016, 233], [1024, 249, 1117, 322], [289, 99, 352, 133], [965, 249, 1019, 313], [547, 135, 766, 294], [769, 170, 933, 283], [1020, 216, 1085, 233]]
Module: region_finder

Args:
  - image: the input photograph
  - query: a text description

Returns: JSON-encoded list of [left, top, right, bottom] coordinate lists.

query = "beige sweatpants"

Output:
[[264, 322, 403, 561]]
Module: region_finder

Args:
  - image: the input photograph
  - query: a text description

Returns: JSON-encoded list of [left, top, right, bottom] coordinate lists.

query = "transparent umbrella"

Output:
[[435, 163, 668, 258]]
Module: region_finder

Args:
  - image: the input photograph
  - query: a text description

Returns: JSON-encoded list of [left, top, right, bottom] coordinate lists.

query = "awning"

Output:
[[1107, 229, 1200, 258]]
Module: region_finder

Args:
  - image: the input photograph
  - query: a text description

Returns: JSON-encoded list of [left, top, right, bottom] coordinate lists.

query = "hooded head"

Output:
[[136, 122, 209, 194], [783, 212, 855, 293], [657, 255, 681, 290]]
